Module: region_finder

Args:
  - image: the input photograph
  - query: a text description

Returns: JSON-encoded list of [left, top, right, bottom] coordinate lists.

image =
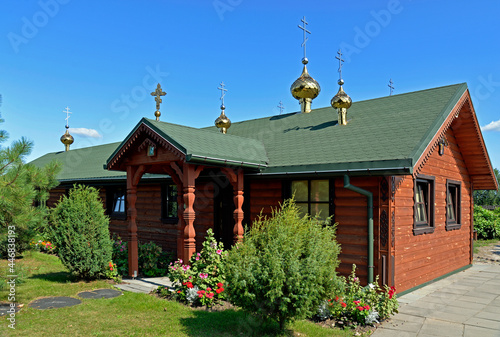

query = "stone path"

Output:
[[27, 288, 124, 311], [372, 263, 500, 337], [115, 277, 174, 294]]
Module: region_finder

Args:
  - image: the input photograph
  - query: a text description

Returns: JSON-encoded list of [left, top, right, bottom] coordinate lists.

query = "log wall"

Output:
[[394, 127, 472, 292]]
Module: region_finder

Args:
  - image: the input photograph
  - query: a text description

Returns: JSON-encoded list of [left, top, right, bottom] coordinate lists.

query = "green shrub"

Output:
[[224, 199, 341, 330], [139, 241, 173, 277], [474, 205, 500, 239], [49, 185, 112, 280], [167, 228, 227, 307], [112, 236, 128, 276]]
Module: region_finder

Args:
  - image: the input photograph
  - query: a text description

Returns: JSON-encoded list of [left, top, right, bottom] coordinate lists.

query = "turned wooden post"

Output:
[[233, 169, 244, 243], [126, 165, 146, 277], [182, 163, 202, 262]]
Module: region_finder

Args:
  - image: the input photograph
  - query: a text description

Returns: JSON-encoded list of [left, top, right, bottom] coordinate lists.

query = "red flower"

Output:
[[217, 282, 224, 288], [207, 287, 212, 291], [206, 292, 214, 299], [357, 306, 364, 311], [327, 299, 331, 302], [335, 296, 339, 302], [216, 288, 224, 294], [341, 302, 347, 308], [364, 305, 370, 310], [186, 282, 194, 289], [198, 294, 203, 298], [353, 300, 361, 305], [177, 290, 181, 293]]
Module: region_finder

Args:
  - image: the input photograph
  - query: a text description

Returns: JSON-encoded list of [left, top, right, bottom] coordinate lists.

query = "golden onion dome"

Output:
[[215, 109, 231, 134], [60, 129, 74, 145], [290, 59, 321, 100], [331, 79, 352, 110]]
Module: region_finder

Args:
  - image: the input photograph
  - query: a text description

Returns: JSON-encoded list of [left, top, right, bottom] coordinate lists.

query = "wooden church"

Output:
[[32, 30, 498, 292]]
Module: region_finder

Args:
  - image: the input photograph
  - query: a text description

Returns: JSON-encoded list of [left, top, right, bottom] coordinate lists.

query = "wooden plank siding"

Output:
[[248, 179, 282, 224], [46, 187, 67, 208], [334, 177, 380, 285], [394, 127, 472, 292]]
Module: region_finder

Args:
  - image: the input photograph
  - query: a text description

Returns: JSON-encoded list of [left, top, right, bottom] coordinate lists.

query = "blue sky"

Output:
[[1, 0, 499, 170]]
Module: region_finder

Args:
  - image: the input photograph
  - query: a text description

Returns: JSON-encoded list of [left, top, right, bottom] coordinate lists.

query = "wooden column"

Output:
[[233, 170, 244, 242], [182, 163, 202, 262], [126, 165, 146, 277], [222, 168, 245, 243]]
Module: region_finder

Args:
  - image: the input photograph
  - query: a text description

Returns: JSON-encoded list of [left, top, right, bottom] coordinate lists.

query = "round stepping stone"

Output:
[[29, 297, 81, 310], [77, 288, 123, 299], [0, 303, 21, 316]]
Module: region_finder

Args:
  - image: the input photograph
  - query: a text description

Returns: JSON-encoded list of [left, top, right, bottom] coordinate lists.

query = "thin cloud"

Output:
[[69, 128, 102, 138]]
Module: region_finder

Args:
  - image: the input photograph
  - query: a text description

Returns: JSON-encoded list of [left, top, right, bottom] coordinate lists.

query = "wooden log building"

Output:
[[32, 81, 498, 293]]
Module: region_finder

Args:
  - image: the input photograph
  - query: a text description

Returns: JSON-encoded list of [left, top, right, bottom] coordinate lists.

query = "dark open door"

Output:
[[214, 181, 235, 250]]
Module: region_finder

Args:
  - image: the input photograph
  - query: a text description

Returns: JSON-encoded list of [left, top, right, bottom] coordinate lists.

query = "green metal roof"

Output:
[[31, 83, 469, 180], [221, 83, 468, 175]]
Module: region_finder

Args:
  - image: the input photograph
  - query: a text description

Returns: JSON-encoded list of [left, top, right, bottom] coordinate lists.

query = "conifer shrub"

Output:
[[224, 199, 341, 330], [49, 185, 112, 280], [474, 205, 500, 239]]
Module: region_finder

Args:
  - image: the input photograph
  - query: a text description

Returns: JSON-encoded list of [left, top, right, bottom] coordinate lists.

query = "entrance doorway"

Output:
[[213, 180, 235, 250]]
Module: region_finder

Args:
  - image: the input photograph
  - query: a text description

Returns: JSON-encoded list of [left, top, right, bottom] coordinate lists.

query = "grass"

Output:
[[473, 238, 499, 254], [0, 251, 356, 336]]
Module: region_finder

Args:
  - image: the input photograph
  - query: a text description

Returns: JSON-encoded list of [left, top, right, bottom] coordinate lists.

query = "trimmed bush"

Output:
[[224, 199, 341, 330], [474, 205, 500, 239], [49, 185, 112, 280]]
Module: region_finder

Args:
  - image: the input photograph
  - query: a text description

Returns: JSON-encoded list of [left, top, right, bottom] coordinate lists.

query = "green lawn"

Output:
[[0, 252, 356, 336], [473, 238, 499, 254]]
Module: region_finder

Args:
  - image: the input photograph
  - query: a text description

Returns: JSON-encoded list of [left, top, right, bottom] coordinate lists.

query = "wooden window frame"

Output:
[[107, 188, 127, 220], [161, 183, 179, 224], [286, 178, 335, 222], [446, 179, 461, 231], [413, 174, 435, 235]]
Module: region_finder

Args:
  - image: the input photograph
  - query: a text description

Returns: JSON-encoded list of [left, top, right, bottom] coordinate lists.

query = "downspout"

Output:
[[344, 175, 374, 284]]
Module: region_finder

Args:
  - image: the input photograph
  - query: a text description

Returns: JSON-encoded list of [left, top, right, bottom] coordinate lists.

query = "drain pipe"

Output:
[[344, 175, 374, 284]]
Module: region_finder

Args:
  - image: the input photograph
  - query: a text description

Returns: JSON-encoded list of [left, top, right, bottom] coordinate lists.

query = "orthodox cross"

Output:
[[63, 106, 71, 128], [151, 83, 167, 112], [298, 16, 311, 61], [218, 82, 227, 109], [388, 79, 394, 96], [277, 100, 285, 115], [335, 49, 344, 81]]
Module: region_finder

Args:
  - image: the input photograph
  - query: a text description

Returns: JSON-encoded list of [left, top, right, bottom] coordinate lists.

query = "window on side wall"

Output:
[[446, 180, 461, 231], [161, 183, 179, 223], [413, 175, 435, 235], [290, 179, 332, 220], [108, 189, 127, 220]]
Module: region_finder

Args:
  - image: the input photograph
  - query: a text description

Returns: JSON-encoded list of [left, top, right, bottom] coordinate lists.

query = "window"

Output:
[[446, 180, 461, 231], [413, 175, 435, 235], [290, 179, 332, 220], [161, 183, 179, 223], [108, 189, 126, 220]]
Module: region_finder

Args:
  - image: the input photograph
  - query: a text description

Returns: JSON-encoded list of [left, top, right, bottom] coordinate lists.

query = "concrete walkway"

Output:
[[115, 277, 174, 294], [372, 263, 500, 337]]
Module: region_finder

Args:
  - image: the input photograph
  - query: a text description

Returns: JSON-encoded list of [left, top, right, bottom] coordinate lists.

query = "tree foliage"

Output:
[[474, 168, 500, 206], [50, 185, 112, 280], [0, 96, 61, 257], [224, 199, 341, 330]]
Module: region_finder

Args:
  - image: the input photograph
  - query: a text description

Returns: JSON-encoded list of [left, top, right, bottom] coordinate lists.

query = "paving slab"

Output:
[[465, 317, 500, 330], [474, 311, 500, 322], [77, 288, 123, 299], [115, 277, 174, 294], [0, 303, 21, 316], [453, 295, 494, 305], [464, 325, 500, 337], [29, 297, 81, 310], [418, 318, 464, 336]]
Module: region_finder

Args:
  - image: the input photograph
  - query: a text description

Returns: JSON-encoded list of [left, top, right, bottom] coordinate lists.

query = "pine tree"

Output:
[[0, 94, 61, 257]]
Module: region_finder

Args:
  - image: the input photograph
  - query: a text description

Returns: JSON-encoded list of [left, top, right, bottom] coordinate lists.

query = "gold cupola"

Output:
[[331, 50, 352, 125], [214, 82, 231, 134], [291, 16, 320, 114], [60, 126, 74, 152], [290, 58, 321, 113]]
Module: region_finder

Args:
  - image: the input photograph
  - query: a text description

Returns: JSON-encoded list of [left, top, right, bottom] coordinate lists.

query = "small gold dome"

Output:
[[290, 61, 321, 100], [215, 110, 231, 134], [331, 80, 352, 110], [60, 130, 74, 145]]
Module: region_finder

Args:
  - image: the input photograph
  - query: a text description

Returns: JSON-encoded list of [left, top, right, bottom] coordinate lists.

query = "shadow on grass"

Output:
[[29, 271, 76, 283], [180, 309, 293, 337]]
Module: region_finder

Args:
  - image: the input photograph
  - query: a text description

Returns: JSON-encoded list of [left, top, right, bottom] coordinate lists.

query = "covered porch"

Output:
[[105, 118, 268, 277]]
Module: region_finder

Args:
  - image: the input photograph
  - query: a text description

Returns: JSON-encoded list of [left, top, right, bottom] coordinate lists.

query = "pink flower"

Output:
[[196, 257, 200, 261], [357, 306, 364, 311], [182, 265, 190, 271], [364, 305, 370, 310], [353, 300, 361, 305], [199, 273, 208, 279], [216, 250, 222, 255], [120, 248, 124, 252]]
